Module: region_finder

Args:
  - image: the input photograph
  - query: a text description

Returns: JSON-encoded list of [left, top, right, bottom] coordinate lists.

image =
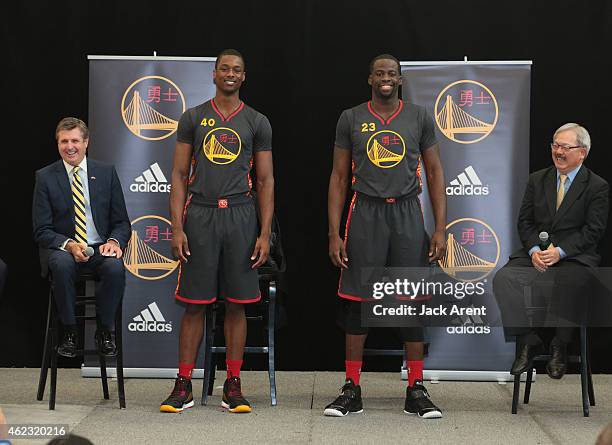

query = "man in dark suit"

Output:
[[494, 123, 609, 379], [33, 117, 131, 357]]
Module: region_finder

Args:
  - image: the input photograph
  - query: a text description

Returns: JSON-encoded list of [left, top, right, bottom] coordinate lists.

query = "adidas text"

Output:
[[447, 325, 491, 334], [446, 184, 489, 196], [130, 182, 171, 193], [128, 321, 173, 332]]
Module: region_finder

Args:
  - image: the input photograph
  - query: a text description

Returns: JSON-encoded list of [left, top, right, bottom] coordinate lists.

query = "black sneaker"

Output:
[[221, 376, 252, 413], [160, 376, 194, 413], [404, 380, 442, 419], [323, 379, 363, 417]]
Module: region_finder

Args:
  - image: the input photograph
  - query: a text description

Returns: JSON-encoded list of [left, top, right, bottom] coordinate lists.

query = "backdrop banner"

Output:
[[401, 62, 532, 372], [86, 56, 216, 373]]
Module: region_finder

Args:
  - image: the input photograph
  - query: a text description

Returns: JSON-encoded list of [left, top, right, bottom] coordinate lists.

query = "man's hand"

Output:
[[171, 229, 190, 263], [251, 234, 270, 269], [428, 229, 447, 262], [99, 240, 123, 258], [329, 234, 348, 268], [531, 250, 547, 272], [66, 241, 90, 263], [539, 245, 561, 267]]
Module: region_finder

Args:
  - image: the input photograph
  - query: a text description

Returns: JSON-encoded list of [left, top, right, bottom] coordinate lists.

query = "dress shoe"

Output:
[[546, 337, 567, 379], [95, 329, 117, 357], [511, 343, 542, 375], [57, 332, 77, 358]]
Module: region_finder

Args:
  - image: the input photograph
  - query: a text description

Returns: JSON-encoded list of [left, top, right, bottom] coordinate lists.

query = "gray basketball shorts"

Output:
[[337, 192, 429, 339], [175, 194, 260, 305]]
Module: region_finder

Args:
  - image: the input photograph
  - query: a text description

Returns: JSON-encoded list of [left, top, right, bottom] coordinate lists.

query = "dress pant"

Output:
[[47, 246, 125, 328], [493, 256, 593, 344]]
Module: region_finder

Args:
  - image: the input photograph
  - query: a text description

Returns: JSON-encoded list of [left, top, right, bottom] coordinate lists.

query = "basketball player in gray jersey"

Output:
[[160, 49, 274, 414], [325, 54, 447, 418]]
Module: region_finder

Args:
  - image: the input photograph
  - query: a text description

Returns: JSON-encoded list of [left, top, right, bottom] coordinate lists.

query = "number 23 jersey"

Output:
[[335, 100, 437, 198]]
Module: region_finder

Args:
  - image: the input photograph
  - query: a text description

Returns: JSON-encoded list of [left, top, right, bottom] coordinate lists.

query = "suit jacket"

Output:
[[32, 158, 131, 273], [510, 165, 609, 267]]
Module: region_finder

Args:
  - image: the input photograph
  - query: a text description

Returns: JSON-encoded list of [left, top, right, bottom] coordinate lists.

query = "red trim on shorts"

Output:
[[175, 293, 217, 304], [225, 293, 261, 304], [337, 193, 357, 298], [367, 100, 403, 125], [338, 292, 372, 302], [211, 99, 244, 122]]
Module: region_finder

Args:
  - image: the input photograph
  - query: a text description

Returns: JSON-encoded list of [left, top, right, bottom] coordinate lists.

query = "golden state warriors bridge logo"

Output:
[[367, 131, 406, 168], [121, 76, 186, 141], [438, 218, 500, 282], [123, 215, 179, 280], [434, 80, 498, 144], [203, 128, 242, 165]]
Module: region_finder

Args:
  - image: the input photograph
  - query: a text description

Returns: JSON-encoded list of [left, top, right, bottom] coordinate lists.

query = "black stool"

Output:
[[36, 271, 126, 409], [201, 274, 278, 406], [511, 326, 595, 417]]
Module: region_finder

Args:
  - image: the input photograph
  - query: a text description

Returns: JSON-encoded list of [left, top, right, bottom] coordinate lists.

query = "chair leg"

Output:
[[49, 320, 59, 411], [523, 368, 533, 404], [115, 303, 126, 409], [511, 375, 520, 414], [100, 354, 110, 400], [587, 357, 595, 407], [580, 326, 589, 417], [267, 281, 277, 406], [201, 307, 215, 406], [37, 292, 53, 401]]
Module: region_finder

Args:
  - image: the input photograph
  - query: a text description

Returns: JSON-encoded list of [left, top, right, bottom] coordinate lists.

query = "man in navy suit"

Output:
[[494, 123, 609, 379], [33, 117, 131, 357]]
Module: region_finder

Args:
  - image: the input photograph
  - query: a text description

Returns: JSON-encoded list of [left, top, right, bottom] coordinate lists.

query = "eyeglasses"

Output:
[[550, 142, 583, 152]]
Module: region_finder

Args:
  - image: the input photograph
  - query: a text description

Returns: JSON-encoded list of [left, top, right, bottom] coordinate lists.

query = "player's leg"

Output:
[[161, 204, 220, 413], [325, 195, 388, 417], [388, 197, 441, 418], [219, 201, 260, 413]]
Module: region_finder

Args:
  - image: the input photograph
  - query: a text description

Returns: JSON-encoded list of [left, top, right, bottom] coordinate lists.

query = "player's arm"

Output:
[[422, 144, 447, 262], [170, 141, 194, 263], [328, 146, 351, 268], [251, 150, 274, 268]]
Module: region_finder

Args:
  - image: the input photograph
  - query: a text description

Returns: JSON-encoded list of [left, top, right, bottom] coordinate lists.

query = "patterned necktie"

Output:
[[556, 174, 568, 210], [72, 166, 88, 245]]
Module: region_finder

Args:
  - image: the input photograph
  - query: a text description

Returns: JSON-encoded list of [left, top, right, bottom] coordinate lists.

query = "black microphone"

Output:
[[83, 246, 95, 257], [538, 232, 551, 250]]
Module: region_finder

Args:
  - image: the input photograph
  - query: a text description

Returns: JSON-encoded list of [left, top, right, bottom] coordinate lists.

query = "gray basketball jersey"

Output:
[[177, 100, 272, 199], [335, 100, 437, 198]]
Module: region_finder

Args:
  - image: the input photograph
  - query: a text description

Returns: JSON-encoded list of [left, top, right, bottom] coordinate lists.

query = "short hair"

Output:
[[55, 117, 89, 141], [369, 54, 401, 74], [215, 48, 245, 70], [553, 122, 591, 155]]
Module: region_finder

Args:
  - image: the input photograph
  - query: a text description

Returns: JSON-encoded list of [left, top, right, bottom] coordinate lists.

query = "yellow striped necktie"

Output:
[[72, 166, 88, 245], [556, 174, 568, 210]]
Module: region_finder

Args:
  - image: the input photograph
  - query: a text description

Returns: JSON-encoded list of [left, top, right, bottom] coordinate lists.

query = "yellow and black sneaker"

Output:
[[221, 376, 252, 413], [160, 375, 194, 413]]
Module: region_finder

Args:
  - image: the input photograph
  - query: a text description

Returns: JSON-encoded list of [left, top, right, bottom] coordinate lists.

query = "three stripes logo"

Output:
[[446, 165, 489, 196], [130, 162, 171, 193], [447, 306, 491, 335], [128, 302, 173, 333]]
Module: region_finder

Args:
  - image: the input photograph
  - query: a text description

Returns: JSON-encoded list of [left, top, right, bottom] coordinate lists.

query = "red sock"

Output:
[[178, 362, 194, 380], [407, 360, 424, 387], [345, 360, 363, 385], [226, 359, 243, 379]]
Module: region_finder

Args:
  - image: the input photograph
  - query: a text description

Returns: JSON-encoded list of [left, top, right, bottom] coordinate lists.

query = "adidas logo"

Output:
[[446, 165, 489, 196], [446, 307, 490, 335], [130, 163, 171, 193], [128, 302, 173, 332]]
